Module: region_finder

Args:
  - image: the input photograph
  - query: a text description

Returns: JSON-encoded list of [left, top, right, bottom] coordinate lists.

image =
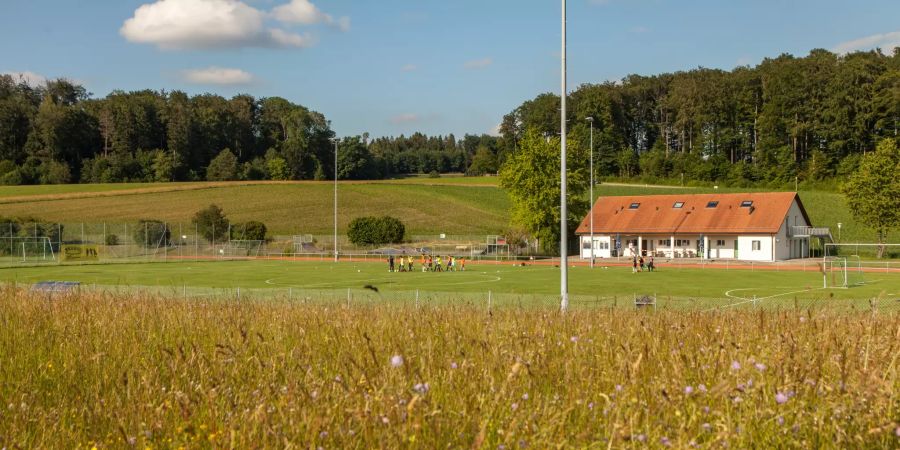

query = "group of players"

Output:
[[387, 254, 466, 273]]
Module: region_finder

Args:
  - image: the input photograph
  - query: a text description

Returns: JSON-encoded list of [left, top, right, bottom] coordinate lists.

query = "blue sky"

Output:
[[2, 0, 899, 138]]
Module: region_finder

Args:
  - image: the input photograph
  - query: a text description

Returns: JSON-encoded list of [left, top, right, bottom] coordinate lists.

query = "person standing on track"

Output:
[[389, 255, 395, 272], [435, 255, 443, 272]]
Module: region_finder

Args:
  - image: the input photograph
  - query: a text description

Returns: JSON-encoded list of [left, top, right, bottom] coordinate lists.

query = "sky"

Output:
[[2, 0, 899, 138]]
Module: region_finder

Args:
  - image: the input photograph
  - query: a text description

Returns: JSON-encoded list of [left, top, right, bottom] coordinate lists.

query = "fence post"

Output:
[[416, 290, 419, 309], [347, 288, 350, 308], [488, 290, 492, 311]]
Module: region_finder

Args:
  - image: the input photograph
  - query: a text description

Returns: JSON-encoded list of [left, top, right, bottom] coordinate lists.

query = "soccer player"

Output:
[[435, 255, 443, 272], [389, 255, 395, 272]]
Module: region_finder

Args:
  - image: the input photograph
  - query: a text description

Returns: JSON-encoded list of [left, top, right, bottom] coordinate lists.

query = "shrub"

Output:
[[347, 216, 405, 246], [232, 221, 267, 241], [105, 234, 119, 246], [206, 149, 239, 181], [193, 204, 230, 244], [132, 220, 170, 248], [428, 170, 441, 178]]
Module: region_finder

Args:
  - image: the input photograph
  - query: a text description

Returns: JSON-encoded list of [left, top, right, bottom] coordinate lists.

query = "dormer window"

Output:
[[673, 202, 684, 209], [706, 201, 719, 208], [740, 200, 753, 208], [629, 203, 640, 210]]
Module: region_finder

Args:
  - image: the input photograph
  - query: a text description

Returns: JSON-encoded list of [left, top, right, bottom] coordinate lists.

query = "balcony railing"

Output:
[[789, 226, 832, 238]]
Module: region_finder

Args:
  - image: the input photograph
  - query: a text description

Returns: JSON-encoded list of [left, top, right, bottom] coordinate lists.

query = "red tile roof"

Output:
[[575, 192, 810, 235]]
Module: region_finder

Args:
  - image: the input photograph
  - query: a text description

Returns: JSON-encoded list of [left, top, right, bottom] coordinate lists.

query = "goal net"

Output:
[[820, 257, 865, 288], [221, 240, 265, 258], [0, 236, 56, 263]]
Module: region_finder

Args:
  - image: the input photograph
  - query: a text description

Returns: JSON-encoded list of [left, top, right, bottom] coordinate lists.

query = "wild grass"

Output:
[[1, 287, 898, 448]]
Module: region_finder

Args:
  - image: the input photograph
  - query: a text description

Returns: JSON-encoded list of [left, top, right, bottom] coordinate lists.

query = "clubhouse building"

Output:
[[575, 192, 831, 262]]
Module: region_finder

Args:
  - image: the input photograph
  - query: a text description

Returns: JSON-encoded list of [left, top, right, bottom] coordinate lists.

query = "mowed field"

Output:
[[3, 260, 899, 307], [0, 178, 882, 243]]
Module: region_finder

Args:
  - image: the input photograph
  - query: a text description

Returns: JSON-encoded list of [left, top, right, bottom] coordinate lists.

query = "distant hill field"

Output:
[[0, 180, 882, 244]]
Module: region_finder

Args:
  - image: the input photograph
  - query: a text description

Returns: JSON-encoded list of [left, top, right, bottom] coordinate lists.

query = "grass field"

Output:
[[3, 260, 898, 309], [0, 179, 884, 244], [2, 288, 898, 448]]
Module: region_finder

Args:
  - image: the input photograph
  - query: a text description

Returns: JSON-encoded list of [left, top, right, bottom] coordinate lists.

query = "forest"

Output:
[[0, 48, 897, 186]]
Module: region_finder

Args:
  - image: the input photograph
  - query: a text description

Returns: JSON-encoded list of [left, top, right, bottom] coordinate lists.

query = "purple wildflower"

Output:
[[702, 423, 711, 432], [588, 402, 594, 410], [661, 436, 672, 447], [319, 431, 328, 439], [776, 416, 785, 426], [702, 406, 710, 414], [684, 386, 694, 395], [755, 363, 766, 372], [511, 402, 519, 411], [615, 384, 623, 392], [570, 336, 579, 343], [413, 383, 430, 394], [450, 362, 458, 369], [635, 434, 646, 443], [775, 392, 789, 404], [731, 360, 741, 371], [390, 354, 404, 368], [895, 426, 900, 437], [521, 393, 529, 400]]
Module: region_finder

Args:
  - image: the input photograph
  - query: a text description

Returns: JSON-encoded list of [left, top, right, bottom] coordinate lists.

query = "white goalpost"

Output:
[[1, 236, 56, 263], [825, 243, 900, 259], [222, 240, 265, 257]]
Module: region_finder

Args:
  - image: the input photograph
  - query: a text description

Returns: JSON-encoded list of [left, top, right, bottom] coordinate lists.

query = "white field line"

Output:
[[712, 286, 830, 311]]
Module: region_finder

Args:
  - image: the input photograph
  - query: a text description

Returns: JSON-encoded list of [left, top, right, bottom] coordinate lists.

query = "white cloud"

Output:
[[401, 64, 418, 72], [121, 0, 327, 50], [269, 28, 316, 48], [2, 71, 47, 86], [464, 58, 493, 70], [390, 113, 419, 125], [272, 0, 350, 32], [833, 30, 900, 55], [181, 67, 255, 85]]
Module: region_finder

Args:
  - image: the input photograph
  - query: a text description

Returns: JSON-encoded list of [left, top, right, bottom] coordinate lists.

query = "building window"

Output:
[[629, 203, 640, 210], [741, 200, 754, 208], [752, 240, 761, 251], [582, 241, 591, 249], [706, 201, 719, 208], [716, 239, 726, 246], [658, 239, 671, 246], [598, 242, 610, 250], [673, 202, 684, 209], [675, 239, 691, 246]]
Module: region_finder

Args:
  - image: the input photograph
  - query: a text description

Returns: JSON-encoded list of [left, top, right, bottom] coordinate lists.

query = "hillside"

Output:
[[0, 180, 880, 244]]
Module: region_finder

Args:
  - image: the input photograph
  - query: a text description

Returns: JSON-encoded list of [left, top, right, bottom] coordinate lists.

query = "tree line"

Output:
[[2, 48, 896, 187], [0, 77, 503, 184], [501, 48, 899, 187]]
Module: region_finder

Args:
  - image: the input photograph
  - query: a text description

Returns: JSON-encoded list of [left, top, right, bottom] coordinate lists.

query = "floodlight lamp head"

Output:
[[586, 116, 594, 122]]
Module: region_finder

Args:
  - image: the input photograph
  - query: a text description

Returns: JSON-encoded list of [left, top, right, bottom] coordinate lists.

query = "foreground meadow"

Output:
[[1, 288, 898, 448]]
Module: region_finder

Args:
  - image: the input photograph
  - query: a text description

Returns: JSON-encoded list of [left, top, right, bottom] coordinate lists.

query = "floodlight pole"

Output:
[[587, 116, 595, 269], [333, 138, 339, 262], [560, 0, 569, 312]]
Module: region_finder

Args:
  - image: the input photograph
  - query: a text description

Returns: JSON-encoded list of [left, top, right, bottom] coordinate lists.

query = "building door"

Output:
[[733, 239, 739, 259]]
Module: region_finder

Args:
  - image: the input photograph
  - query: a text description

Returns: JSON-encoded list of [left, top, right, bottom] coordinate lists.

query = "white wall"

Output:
[[773, 199, 811, 261], [580, 235, 612, 259], [737, 235, 773, 261], [706, 236, 736, 259]]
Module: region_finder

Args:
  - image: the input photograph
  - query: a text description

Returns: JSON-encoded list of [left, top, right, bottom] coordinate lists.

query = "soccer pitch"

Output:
[[2, 260, 898, 306]]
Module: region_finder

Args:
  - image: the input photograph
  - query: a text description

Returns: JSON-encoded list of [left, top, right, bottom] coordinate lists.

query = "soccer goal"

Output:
[[1, 236, 56, 263], [221, 240, 265, 257], [820, 257, 865, 288], [825, 243, 900, 260]]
